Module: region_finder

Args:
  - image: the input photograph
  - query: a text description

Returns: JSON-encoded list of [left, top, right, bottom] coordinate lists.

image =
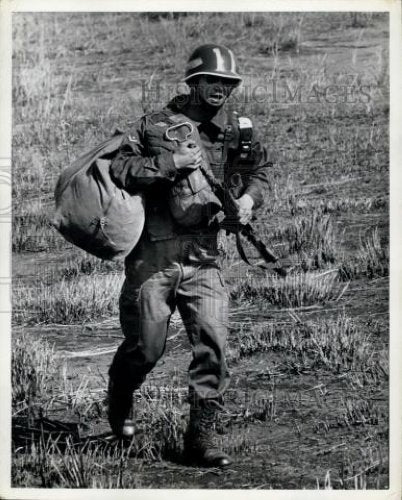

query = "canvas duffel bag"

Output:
[[51, 132, 145, 260]]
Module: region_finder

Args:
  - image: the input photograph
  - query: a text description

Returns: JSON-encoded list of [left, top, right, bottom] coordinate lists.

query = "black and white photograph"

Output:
[[1, 1, 401, 496]]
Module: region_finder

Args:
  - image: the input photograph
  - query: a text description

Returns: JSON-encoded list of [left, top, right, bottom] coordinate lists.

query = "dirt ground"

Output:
[[11, 12, 389, 489]]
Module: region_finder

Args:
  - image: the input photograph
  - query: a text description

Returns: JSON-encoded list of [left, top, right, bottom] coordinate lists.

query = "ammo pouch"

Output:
[[144, 115, 222, 228]]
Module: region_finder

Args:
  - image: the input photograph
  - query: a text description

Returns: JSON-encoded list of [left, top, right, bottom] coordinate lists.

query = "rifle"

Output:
[[165, 121, 289, 277], [198, 163, 288, 277]]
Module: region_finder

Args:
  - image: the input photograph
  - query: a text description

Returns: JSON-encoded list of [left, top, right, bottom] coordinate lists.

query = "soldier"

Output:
[[107, 44, 271, 467]]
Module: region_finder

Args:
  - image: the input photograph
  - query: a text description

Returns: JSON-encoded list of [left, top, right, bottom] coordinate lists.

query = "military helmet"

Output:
[[184, 44, 242, 84]]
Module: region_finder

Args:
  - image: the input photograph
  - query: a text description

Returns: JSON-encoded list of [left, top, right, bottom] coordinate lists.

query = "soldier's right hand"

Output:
[[172, 142, 202, 172]]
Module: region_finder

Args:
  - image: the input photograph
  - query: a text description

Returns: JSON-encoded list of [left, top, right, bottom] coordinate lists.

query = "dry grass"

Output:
[[13, 273, 123, 324], [273, 211, 338, 270], [12, 376, 187, 487], [12, 437, 142, 488], [287, 195, 388, 216], [230, 270, 341, 307], [339, 228, 388, 280], [12, 333, 55, 416], [12, 338, 186, 486], [132, 390, 187, 461], [60, 252, 124, 280], [229, 313, 385, 377], [316, 441, 387, 490], [13, 213, 68, 253]]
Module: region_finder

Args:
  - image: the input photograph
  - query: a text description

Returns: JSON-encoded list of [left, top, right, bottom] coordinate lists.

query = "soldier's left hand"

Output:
[[235, 194, 254, 225]]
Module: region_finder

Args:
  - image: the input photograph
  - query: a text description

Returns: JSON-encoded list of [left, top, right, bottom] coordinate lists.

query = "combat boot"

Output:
[[107, 379, 135, 439], [184, 399, 233, 467]]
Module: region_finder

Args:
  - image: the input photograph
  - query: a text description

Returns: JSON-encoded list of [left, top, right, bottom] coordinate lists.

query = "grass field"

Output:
[[11, 12, 389, 489]]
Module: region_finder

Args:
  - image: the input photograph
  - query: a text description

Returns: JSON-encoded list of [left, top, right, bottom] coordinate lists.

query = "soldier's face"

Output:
[[194, 75, 238, 107]]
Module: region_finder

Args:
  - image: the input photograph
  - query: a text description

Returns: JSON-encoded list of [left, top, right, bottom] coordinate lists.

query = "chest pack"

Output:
[[144, 113, 223, 228]]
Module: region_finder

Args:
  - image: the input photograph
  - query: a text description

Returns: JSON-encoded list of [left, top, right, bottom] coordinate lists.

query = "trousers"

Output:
[[108, 233, 230, 402]]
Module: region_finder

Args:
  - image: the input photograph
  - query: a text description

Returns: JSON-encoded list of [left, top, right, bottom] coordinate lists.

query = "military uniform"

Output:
[[107, 43, 272, 467], [108, 95, 271, 404]]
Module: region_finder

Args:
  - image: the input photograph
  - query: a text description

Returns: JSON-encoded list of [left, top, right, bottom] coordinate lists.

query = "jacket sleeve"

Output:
[[240, 139, 272, 210], [110, 118, 178, 193]]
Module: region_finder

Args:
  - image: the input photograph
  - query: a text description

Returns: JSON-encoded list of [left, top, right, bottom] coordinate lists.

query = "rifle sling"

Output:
[[198, 124, 282, 271], [199, 160, 278, 268], [236, 232, 253, 265]]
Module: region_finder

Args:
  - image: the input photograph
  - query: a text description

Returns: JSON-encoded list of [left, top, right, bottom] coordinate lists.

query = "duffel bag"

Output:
[[51, 132, 145, 260]]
